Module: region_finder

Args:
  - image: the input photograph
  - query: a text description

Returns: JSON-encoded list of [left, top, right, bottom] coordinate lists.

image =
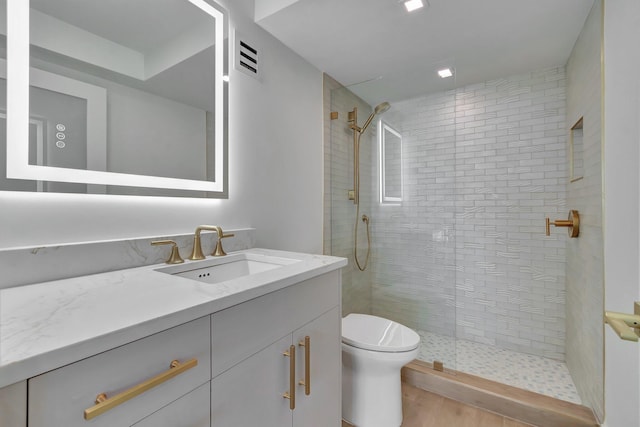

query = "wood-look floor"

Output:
[[342, 383, 536, 427]]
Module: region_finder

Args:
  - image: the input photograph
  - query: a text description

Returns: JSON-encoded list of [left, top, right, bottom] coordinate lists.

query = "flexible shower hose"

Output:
[[354, 205, 370, 271]]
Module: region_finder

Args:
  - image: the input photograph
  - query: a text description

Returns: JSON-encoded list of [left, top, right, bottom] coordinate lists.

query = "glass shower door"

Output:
[[327, 79, 458, 371]]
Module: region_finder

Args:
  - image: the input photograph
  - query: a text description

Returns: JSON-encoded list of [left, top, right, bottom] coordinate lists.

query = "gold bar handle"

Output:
[[283, 345, 296, 410], [605, 310, 640, 342], [84, 358, 198, 420], [298, 336, 310, 396]]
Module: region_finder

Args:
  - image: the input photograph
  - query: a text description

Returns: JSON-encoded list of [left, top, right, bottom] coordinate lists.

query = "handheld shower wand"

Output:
[[348, 101, 391, 271]]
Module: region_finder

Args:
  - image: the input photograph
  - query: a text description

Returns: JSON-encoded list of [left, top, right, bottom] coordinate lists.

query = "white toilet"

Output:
[[341, 313, 420, 427]]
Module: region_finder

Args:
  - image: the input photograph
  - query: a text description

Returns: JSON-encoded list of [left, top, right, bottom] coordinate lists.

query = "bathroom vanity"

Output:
[[0, 248, 346, 426]]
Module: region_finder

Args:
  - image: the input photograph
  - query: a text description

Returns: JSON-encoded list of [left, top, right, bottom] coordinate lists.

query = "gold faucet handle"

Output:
[[151, 240, 184, 264], [212, 232, 234, 257]]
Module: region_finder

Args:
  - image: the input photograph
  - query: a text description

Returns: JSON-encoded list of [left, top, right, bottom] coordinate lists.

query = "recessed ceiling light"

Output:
[[404, 0, 424, 12], [438, 68, 453, 78]]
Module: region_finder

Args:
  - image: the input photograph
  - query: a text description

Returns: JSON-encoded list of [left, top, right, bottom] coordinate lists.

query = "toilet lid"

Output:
[[342, 314, 420, 352]]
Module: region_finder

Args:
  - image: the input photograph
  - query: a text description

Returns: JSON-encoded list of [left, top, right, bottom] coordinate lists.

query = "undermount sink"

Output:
[[155, 252, 300, 284]]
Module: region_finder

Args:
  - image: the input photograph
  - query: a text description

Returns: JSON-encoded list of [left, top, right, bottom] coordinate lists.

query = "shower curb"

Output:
[[401, 360, 599, 427]]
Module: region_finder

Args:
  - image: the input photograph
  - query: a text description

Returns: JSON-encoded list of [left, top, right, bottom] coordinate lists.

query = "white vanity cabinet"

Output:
[[1, 256, 344, 427], [210, 271, 342, 427], [28, 316, 211, 427], [292, 307, 341, 427], [0, 381, 27, 427]]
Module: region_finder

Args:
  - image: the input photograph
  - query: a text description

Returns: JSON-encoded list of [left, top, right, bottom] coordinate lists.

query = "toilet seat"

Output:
[[342, 313, 420, 353]]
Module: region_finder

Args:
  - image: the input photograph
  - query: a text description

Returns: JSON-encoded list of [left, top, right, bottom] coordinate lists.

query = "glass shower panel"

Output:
[[329, 84, 374, 317], [328, 79, 458, 370]]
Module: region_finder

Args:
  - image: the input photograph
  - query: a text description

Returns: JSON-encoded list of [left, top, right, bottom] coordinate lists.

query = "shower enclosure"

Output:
[[325, 58, 603, 414]]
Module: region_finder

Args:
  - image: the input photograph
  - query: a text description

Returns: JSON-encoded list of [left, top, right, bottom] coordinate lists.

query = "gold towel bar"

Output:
[[83, 358, 198, 420]]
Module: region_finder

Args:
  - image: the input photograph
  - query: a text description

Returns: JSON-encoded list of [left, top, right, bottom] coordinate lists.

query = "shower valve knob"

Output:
[[545, 210, 580, 238]]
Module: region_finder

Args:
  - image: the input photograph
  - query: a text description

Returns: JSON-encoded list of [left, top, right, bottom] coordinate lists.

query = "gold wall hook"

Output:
[[151, 240, 184, 264], [545, 210, 580, 237]]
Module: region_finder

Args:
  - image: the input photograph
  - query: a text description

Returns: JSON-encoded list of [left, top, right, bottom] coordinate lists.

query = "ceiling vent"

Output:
[[235, 31, 261, 80]]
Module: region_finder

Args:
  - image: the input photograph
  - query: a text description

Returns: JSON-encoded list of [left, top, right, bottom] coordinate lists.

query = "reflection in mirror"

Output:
[[1, 0, 228, 197], [379, 120, 402, 204]]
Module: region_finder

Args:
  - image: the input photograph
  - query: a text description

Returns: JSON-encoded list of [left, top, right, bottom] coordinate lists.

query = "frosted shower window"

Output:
[[379, 121, 402, 204]]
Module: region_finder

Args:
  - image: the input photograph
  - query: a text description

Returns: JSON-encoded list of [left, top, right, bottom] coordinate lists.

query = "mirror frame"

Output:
[[5, 0, 228, 195]]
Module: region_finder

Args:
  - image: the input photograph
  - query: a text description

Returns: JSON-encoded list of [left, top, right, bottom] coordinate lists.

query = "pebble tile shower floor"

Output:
[[416, 330, 582, 404]]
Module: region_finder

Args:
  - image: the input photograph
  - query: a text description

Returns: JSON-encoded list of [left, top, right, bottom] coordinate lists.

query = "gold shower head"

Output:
[[360, 101, 391, 133]]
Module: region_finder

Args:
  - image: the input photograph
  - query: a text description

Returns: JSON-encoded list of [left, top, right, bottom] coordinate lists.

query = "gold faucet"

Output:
[[151, 240, 184, 264], [188, 225, 235, 260]]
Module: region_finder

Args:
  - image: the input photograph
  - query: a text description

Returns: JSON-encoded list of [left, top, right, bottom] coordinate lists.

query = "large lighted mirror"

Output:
[[379, 120, 402, 204], [0, 0, 228, 197]]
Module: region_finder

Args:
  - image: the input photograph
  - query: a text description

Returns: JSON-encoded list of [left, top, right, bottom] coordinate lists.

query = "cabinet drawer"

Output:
[[212, 270, 340, 377], [28, 316, 211, 427]]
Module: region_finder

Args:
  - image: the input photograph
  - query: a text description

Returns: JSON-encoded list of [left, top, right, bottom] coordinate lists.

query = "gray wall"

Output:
[[602, 0, 640, 425]]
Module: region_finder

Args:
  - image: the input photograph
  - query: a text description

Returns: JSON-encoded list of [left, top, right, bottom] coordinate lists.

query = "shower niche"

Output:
[[570, 117, 584, 182]]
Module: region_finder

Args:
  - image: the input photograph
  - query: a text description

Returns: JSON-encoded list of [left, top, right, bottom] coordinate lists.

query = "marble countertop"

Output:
[[0, 248, 347, 388]]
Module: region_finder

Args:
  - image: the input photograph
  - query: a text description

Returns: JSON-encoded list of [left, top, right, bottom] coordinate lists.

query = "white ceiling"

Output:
[[255, 0, 596, 105], [31, 0, 210, 52]]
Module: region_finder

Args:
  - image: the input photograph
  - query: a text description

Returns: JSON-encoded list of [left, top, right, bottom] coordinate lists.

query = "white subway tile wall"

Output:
[[374, 67, 568, 361], [565, 1, 604, 421]]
